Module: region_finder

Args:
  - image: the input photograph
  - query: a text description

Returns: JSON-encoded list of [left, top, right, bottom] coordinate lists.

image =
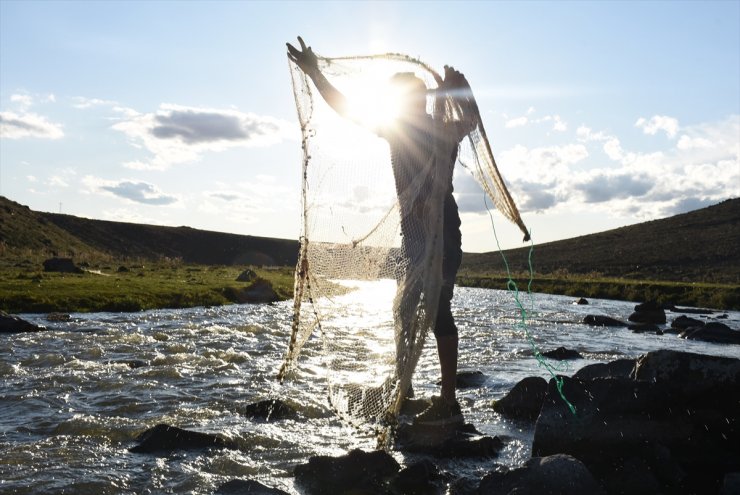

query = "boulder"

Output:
[[583, 315, 627, 327], [129, 424, 237, 454], [628, 309, 666, 324], [436, 370, 487, 389], [574, 297, 589, 305], [492, 376, 548, 421], [216, 479, 290, 494], [478, 454, 605, 495], [572, 359, 635, 380], [0, 311, 44, 333], [391, 459, 443, 495], [236, 268, 258, 282], [42, 257, 83, 273], [244, 399, 299, 421], [541, 346, 582, 360], [533, 350, 740, 494], [395, 423, 503, 458], [293, 448, 400, 494], [628, 323, 660, 333], [680, 322, 740, 345], [671, 315, 705, 330]]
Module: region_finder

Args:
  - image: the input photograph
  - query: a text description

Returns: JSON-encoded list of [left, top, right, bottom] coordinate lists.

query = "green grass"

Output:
[[457, 271, 740, 310], [0, 261, 295, 314]]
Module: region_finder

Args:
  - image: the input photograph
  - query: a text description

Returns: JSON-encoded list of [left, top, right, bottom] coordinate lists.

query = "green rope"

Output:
[[485, 198, 577, 415]]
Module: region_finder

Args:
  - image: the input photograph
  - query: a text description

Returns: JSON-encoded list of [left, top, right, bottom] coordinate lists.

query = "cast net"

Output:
[[278, 52, 529, 434]]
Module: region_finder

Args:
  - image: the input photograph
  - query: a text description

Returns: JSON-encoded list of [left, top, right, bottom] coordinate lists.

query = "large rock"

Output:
[[671, 315, 705, 330], [236, 268, 257, 282], [293, 448, 400, 494], [478, 454, 605, 495], [679, 322, 740, 345], [541, 346, 582, 360], [0, 311, 44, 333], [533, 350, 740, 494], [583, 315, 627, 327], [395, 423, 503, 458], [244, 399, 299, 421], [492, 376, 548, 421], [572, 358, 635, 380], [216, 479, 290, 494], [436, 370, 487, 389], [129, 424, 237, 454], [42, 257, 83, 273]]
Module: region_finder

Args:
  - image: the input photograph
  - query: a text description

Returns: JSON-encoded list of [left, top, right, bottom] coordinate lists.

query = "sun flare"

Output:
[[344, 75, 404, 129]]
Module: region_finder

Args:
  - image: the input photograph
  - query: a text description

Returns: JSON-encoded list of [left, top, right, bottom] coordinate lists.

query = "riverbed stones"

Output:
[[533, 350, 740, 494], [492, 376, 548, 421]]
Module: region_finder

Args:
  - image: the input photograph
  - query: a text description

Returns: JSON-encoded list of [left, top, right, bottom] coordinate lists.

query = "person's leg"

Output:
[[437, 334, 458, 404]]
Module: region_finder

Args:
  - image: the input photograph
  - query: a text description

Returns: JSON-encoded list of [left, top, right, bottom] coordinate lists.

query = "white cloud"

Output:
[[72, 96, 118, 109], [505, 116, 528, 128], [83, 176, 180, 205], [10, 94, 33, 107], [0, 111, 64, 139], [635, 115, 680, 138], [677, 135, 713, 150], [552, 115, 567, 132], [112, 103, 294, 170]]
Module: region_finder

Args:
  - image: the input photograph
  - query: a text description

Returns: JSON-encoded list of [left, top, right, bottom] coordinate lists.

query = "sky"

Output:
[[1, 0, 738, 252]]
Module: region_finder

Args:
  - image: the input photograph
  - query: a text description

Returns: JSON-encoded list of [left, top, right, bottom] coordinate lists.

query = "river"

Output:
[[1, 287, 738, 494]]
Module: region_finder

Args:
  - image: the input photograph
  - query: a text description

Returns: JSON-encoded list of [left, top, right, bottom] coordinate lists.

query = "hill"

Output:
[[1, 195, 738, 284], [462, 198, 740, 285]]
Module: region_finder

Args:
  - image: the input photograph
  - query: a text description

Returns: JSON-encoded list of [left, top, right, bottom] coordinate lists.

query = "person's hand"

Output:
[[287, 36, 319, 75], [442, 65, 470, 91]]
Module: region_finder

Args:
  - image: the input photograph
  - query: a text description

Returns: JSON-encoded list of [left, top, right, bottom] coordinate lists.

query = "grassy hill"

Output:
[[462, 198, 740, 285]]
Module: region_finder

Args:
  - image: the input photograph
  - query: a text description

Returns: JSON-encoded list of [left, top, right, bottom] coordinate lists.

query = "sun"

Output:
[[343, 74, 404, 129]]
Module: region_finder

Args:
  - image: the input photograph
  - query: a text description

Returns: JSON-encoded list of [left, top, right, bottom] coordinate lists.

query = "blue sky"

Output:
[[1, 0, 738, 251]]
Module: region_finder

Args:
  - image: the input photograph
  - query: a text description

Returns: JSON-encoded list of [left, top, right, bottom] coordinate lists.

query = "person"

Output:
[[287, 37, 476, 428]]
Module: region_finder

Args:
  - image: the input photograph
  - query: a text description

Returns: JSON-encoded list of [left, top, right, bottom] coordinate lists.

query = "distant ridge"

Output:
[[1, 196, 738, 284], [463, 198, 740, 284]]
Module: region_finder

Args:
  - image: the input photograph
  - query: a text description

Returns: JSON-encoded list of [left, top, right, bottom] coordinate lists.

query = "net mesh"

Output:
[[278, 52, 529, 433]]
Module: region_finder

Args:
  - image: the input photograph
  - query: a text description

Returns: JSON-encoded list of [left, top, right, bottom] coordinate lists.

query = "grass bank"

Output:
[[1, 261, 294, 314], [457, 272, 740, 311]]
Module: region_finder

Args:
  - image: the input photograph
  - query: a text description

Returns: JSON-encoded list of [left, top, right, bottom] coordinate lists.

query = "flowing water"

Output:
[[1, 288, 738, 494]]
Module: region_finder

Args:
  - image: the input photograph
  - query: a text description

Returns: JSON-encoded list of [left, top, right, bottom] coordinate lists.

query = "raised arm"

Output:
[[287, 37, 351, 119]]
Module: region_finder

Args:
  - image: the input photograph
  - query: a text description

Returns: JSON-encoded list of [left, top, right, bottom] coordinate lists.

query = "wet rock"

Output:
[[574, 297, 589, 305], [42, 257, 83, 273], [628, 323, 660, 333], [628, 308, 666, 324], [129, 424, 236, 454], [583, 315, 627, 327], [492, 376, 547, 421], [216, 479, 290, 494], [46, 312, 71, 322], [396, 423, 502, 458], [679, 322, 740, 345], [0, 311, 44, 333], [436, 370, 486, 389], [669, 306, 715, 315], [236, 268, 257, 282], [533, 350, 740, 494], [572, 358, 635, 380], [107, 359, 148, 369], [293, 448, 400, 495], [391, 459, 443, 494], [478, 454, 605, 495], [541, 346, 582, 360], [671, 315, 705, 330], [244, 399, 299, 421]]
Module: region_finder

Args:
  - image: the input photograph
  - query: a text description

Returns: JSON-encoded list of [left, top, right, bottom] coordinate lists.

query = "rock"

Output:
[[574, 297, 589, 305], [628, 323, 660, 333], [236, 268, 258, 282], [628, 309, 666, 324], [293, 448, 400, 494], [244, 399, 299, 421], [46, 312, 71, 322], [583, 315, 627, 327], [634, 301, 663, 312], [436, 370, 487, 389], [492, 376, 548, 421], [533, 350, 740, 494], [107, 359, 148, 369], [720, 472, 740, 495], [42, 257, 83, 273], [117, 265, 129, 272], [541, 346, 582, 360], [572, 359, 635, 380], [395, 423, 503, 458], [478, 454, 605, 495], [671, 315, 705, 329], [216, 479, 290, 494], [129, 424, 237, 454], [669, 306, 715, 315], [391, 459, 443, 495], [235, 279, 279, 303], [0, 311, 44, 333], [680, 322, 740, 345]]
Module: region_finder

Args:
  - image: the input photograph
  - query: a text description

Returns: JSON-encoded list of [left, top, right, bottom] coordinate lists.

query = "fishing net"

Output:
[[278, 52, 529, 433]]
